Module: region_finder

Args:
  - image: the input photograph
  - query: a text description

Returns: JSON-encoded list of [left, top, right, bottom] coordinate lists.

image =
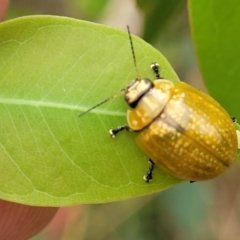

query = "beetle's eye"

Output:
[[125, 78, 153, 108]]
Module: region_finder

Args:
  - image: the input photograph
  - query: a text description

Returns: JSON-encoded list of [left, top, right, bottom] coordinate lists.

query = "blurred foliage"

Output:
[[189, 0, 240, 119], [6, 0, 109, 20], [37, 182, 209, 240], [137, 0, 185, 42], [74, 0, 110, 19]]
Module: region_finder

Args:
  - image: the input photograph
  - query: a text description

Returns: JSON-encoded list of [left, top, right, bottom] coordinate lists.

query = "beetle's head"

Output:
[[125, 78, 153, 108]]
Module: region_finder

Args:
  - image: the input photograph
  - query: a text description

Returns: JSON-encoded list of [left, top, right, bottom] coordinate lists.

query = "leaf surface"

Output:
[[0, 16, 180, 206]]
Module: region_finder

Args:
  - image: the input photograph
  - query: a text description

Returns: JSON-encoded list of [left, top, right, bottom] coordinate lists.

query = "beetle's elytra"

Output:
[[80, 27, 238, 182]]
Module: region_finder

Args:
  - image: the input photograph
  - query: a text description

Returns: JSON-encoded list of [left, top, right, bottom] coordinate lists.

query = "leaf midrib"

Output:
[[0, 97, 125, 116]]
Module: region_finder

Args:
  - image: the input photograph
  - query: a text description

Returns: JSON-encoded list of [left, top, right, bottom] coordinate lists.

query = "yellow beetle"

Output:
[[109, 61, 237, 182], [80, 27, 238, 183]]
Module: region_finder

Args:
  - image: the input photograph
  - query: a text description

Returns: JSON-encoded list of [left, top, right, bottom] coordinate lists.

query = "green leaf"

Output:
[[0, 15, 180, 206], [188, 0, 240, 120]]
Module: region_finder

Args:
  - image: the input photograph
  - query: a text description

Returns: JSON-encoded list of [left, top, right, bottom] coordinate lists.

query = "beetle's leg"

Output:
[[150, 62, 161, 79], [143, 159, 155, 183], [190, 181, 195, 183], [231, 116, 237, 123], [109, 125, 131, 138]]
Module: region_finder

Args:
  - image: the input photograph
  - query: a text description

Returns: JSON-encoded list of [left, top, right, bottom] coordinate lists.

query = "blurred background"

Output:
[[5, 0, 240, 239]]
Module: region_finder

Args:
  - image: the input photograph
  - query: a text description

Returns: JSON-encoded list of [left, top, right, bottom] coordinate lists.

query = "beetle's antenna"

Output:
[[78, 90, 125, 117], [79, 27, 137, 118], [127, 25, 140, 80]]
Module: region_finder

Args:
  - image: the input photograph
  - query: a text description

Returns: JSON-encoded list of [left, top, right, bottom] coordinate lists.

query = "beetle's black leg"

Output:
[[190, 181, 195, 183], [143, 159, 155, 183], [231, 116, 237, 123], [109, 125, 131, 138], [150, 62, 161, 79]]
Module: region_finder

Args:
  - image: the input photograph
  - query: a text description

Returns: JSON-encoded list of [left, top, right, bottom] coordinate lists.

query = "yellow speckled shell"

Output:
[[134, 81, 237, 181]]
